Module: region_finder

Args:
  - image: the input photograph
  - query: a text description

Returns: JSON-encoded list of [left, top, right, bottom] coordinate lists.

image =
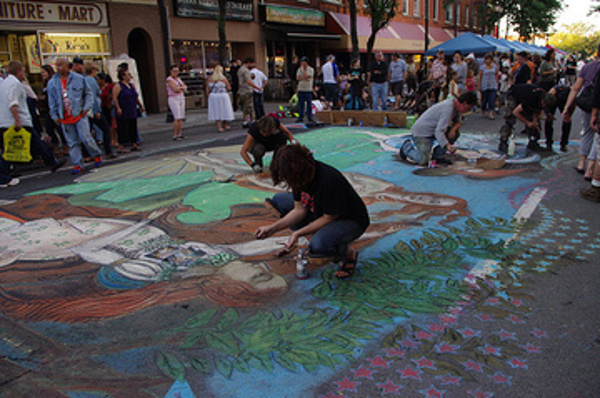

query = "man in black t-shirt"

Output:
[[498, 84, 546, 153], [240, 116, 296, 173], [368, 51, 389, 111], [256, 144, 369, 278], [544, 85, 573, 151]]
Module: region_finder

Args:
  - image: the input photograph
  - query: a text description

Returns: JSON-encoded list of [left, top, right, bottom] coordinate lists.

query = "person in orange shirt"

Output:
[[511, 51, 534, 85]]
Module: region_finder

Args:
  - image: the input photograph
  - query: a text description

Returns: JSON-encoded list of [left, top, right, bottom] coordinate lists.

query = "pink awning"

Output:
[[329, 12, 396, 39], [429, 27, 454, 43], [388, 21, 425, 41]]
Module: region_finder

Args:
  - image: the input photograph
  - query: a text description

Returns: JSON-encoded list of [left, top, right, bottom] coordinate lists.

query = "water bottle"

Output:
[[347, 117, 353, 126], [295, 248, 309, 279], [508, 135, 516, 156], [383, 116, 388, 127]]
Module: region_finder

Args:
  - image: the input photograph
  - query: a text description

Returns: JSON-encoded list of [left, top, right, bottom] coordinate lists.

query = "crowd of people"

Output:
[[0, 57, 150, 187]]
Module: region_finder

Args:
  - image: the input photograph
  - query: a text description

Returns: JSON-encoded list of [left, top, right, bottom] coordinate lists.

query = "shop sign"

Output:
[[0, 1, 107, 27], [265, 4, 325, 27], [175, 0, 254, 22]]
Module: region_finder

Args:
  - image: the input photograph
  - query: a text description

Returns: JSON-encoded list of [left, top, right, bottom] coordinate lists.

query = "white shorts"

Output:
[[168, 96, 185, 120]]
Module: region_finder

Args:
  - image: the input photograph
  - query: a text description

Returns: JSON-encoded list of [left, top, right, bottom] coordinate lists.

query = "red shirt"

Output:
[[59, 77, 84, 124]]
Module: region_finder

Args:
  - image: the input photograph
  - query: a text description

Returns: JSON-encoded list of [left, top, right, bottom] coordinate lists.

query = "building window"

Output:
[[465, 5, 470, 27], [456, 4, 461, 26], [445, 4, 453, 23], [433, 0, 439, 21], [323, 0, 344, 5], [413, 0, 419, 17], [403, 0, 409, 15], [473, 12, 478, 29]]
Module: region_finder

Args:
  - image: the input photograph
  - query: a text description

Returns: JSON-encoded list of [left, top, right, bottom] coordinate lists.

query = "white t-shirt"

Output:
[[250, 68, 267, 94], [321, 61, 338, 84], [0, 74, 32, 128]]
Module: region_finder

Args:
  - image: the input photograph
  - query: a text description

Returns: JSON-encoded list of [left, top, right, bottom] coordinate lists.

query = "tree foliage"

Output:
[[549, 22, 600, 58], [590, 0, 600, 15], [480, 0, 562, 40], [364, 0, 397, 70]]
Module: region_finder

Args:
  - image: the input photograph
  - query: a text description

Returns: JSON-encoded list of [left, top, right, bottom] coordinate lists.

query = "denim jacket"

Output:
[[84, 75, 102, 115], [47, 72, 93, 121]]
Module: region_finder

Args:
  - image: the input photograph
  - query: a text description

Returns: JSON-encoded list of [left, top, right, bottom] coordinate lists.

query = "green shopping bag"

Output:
[[2, 126, 32, 163]]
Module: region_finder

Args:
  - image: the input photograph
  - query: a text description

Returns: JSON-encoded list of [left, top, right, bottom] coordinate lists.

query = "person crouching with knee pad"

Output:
[[240, 115, 296, 173]]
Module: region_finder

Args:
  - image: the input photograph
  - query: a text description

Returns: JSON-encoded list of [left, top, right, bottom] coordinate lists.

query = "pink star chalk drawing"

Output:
[[397, 366, 424, 381], [488, 371, 513, 385], [419, 385, 445, 398], [479, 344, 501, 356], [399, 338, 421, 348], [531, 328, 548, 338], [350, 365, 375, 379], [458, 327, 481, 338], [519, 343, 541, 353], [384, 347, 407, 357], [413, 356, 437, 369], [507, 357, 528, 369], [334, 377, 360, 392], [439, 314, 458, 325], [467, 389, 495, 398], [377, 379, 403, 394], [428, 323, 446, 332], [507, 314, 525, 324], [434, 342, 459, 353], [476, 313, 494, 321], [414, 330, 434, 340], [436, 374, 462, 386], [461, 360, 485, 373], [367, 355, 390, 368], [496, 329, 517, 341]]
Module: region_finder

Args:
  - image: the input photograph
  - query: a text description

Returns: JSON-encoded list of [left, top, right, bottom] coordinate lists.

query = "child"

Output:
[[465, 69, 476, 93], [447, 70, 460, 99]]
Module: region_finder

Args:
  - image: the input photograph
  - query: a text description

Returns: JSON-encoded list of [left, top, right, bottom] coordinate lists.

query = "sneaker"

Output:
[[50, 159, 67, 173], [580, 186, 600, 203], [71, 166, 83, 175], [0, 178, 20, 188], [498, 141, 508, 154], [94, 156, 102, 167]]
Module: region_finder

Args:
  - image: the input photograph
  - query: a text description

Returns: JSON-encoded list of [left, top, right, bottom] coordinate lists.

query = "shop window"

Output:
[[445, 4, 453, 23], [0, 35, 10, 68], [266, 40, 285, 78], [39, 32, 110, 66]]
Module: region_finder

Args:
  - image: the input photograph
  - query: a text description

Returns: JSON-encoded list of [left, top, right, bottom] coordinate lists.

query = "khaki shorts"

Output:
[[238, 92, 254, 116]]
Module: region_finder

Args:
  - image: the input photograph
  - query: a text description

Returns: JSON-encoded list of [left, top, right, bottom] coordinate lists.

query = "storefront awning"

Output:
[[326, 12, 428, 53], [265, 24, 340, 41], [428, 27, 454, 46]]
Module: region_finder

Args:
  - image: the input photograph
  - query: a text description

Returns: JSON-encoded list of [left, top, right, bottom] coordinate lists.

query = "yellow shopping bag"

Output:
[[2, 126, 32, 163]]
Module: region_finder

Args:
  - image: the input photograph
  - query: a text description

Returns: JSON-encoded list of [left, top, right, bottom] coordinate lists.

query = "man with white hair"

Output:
[[322, 55, 340, 109]]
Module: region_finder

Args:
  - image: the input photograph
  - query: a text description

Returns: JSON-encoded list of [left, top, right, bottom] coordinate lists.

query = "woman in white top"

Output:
[[207, 65, 234, 133], [166, 65, 187, 140]]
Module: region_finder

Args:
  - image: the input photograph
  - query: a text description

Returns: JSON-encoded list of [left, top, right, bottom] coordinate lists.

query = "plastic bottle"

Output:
[[296, 248, 309, 279], [347, 117, 353, 126], [508, 135, 516, 156], [383, 116, 388, 127]]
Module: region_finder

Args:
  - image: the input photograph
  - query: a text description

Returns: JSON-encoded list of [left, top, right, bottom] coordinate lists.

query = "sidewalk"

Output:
[[138, 101, 291, 135]]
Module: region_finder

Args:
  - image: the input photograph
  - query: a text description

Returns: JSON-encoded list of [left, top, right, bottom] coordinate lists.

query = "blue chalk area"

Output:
[[0, 339, 39, 370], [93, 346, 157, 375], [63, 392, 112, 398], [97, 265, 149, 290], [206, 147, 541, 398], [164, 380, 197, 398]]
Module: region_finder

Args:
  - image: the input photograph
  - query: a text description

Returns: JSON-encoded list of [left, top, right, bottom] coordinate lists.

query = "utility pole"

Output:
[[425, 0, 430, 52]]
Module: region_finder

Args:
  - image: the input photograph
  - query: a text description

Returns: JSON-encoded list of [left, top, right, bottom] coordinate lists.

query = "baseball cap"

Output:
[[300, 56, 309, 63], [466, 53, 475, 60]]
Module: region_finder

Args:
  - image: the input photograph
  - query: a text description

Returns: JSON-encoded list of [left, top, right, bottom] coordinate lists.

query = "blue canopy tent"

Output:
[[425, 32, 497, 56], [480, 35, 511, 54]]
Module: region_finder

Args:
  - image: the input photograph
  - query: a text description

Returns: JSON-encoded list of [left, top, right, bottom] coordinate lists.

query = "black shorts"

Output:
[[391, 81, 404, 96], [323, 83, 340, 103]]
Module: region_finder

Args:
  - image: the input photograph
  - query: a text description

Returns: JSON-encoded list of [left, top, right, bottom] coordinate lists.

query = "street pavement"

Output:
[[0, 103, 598, 398]]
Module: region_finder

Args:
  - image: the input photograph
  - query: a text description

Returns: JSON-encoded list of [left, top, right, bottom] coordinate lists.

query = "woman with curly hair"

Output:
[[255, 144, 370, 278]]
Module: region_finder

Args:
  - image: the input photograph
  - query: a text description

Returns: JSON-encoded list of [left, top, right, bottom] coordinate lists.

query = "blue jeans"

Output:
[[400, 136, 446, 166], [297, 91, 313, 121], [253, 92, 265, 120], [481, 89, 497, 112], [370, 82, 388, 111], [62, 117, 102, 168], [269, 192, 366, 259]]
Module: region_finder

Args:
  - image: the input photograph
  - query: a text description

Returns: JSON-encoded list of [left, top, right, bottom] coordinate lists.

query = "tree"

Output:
[[364, 0, 397, 70], [548, 22, 600, 58], [349, 0, 360, 61], [480, 0, 562, 40], [217, 0, 228, 66], [590, 0, 600, 15]]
